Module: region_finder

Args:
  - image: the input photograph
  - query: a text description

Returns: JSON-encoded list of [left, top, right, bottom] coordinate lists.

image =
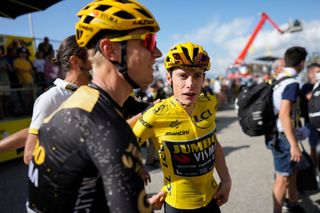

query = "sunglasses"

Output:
[[109, 32, 157, 53]]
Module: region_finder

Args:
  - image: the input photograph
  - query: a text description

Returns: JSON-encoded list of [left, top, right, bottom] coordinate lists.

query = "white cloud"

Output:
[[166, 18, 320, 78]]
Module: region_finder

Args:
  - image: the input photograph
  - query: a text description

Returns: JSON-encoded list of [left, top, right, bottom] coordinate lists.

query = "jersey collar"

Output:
[[53, 78, 78, 91], [277, 67, 297, 79], [88, 83, 123, 114]]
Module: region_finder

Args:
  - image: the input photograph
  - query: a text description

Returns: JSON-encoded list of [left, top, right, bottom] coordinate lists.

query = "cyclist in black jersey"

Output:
[[27, 0, 164, 212]]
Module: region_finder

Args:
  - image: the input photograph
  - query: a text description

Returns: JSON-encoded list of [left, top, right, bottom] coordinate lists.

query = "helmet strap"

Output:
[[114, 41, 140, 89]]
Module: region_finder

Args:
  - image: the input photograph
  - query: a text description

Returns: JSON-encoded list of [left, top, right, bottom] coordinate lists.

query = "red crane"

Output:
[[234, 12, 284, 65]]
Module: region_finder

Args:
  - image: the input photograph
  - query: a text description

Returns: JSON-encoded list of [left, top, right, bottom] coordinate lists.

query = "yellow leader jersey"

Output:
[[133, 94, 219, 209]]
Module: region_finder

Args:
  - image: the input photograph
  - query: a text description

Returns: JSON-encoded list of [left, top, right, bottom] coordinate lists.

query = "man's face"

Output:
[[125, 29, 162, 88], [311, 66, 320, 83], [275, 59, 285, 76], [167, 67, 204, 107]]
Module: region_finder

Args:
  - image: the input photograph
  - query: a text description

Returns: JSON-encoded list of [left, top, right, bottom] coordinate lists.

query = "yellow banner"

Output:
[[0, 34, 35, 61], [0, 117, 31, 163]]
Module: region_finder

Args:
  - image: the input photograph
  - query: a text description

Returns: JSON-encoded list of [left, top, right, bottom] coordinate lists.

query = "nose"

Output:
[[186, 76, 195, 88], [152, 46, 162, 58]]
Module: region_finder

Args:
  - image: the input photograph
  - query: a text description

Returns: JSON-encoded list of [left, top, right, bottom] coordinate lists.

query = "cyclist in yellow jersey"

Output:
[[133, 42, 232, 212]]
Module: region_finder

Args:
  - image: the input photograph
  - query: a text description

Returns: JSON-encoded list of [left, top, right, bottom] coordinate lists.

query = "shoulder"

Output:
[[146, 98, 172, 116], [198, 93, 217, 102], [197, 93, 218, 108], [60, 86, 99, 113], [35, 87, 60, 105], [274, 77, 298, 91]]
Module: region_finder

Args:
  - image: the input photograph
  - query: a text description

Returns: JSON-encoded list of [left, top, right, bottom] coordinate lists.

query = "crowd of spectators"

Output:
[[0, 37, 64, 118]]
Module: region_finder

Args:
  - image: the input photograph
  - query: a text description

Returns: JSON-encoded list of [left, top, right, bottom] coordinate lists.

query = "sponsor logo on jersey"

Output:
[[137, 190, 153, 213], [198, 93, 211, 102], [152, 104, 166, 115], [192, 109, 213, 129], [122, 143, 145, 180], [139, 118, 154, 129], [73, 176, 98, 212], [159, 145, 172, 194], [33, 140, 45, 166], [28, 140, 45, 187], [164, 130, 216, 177], [28, 161, 39, 187], [169, 119, 181, 128], [165, 130, 189, 136]]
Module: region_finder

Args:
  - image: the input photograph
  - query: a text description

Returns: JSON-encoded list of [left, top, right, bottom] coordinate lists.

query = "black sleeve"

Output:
[[85, 119, 153, 213], [122, 96, 150, 119]]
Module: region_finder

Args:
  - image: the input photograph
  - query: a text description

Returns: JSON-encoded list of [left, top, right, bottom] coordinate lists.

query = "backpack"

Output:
[[237, 77, 292, 136], [309, 82, 320, 129]]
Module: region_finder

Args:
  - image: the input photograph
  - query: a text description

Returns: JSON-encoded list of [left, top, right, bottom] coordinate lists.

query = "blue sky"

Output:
[[0, 0, 319, 77]]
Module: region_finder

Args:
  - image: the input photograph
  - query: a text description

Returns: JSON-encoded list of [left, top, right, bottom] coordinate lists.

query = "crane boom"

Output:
[[234, 12, 284, 65]]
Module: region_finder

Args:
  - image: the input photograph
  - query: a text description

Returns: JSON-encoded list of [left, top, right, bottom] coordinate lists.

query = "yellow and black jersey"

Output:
[[133, 94, 219, 209], [27, 84, 151, 213]]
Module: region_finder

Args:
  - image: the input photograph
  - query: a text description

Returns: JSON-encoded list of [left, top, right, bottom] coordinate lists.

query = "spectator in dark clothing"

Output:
[[0, 45, 11, 118], [202, 78, 214, 96], [155, 79, 167, 99], [37, 37, 54, 59], [301, 63, 320, 162]]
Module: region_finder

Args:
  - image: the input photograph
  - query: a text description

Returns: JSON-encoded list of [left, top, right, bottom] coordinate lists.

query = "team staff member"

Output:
[[267, 46, 307, 213], [27, 0, 164, 212], [0, 35, 91, 162], [133, 42, 232, 212]]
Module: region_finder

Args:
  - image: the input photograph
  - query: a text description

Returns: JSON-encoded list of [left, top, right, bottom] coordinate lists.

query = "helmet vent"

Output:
[[193, 48, 199, 61], [181, 47, 192, 62], [114, 11, 135, 19], [83, 16, 94, 24], [172, 53, 181, 60], [95, 5, 111, 12], [136, 8, 152, 18]]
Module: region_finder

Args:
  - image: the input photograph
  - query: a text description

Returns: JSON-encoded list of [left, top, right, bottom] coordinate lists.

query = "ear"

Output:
[[99, 39, 119, 62], [166, 72, 172, 85], [69, 55, 79, 67]]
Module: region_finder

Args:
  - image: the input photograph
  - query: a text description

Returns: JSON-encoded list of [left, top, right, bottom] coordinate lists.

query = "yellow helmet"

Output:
[[165, 42, 211, 72], [76, 0, 160, 47]]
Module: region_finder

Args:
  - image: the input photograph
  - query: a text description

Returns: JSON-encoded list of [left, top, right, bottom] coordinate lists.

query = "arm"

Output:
[[0, 128, 28, 152], [125, 98, 159, 128], [24, 90, 57, 164], [24, 133, 38, 165], [213, 137, 232, 207], [278, 100, 302, 162], [127, 112, 142, 128]]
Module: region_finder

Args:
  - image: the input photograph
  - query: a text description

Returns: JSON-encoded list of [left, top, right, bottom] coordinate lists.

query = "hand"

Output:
[[148, 191, 166, 210], [213, 181, 231, 206], [23, 150, 33, 165], [153, 99, 161, 105], [290, 144, 302, 162], [142, 168, 151, 185]]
